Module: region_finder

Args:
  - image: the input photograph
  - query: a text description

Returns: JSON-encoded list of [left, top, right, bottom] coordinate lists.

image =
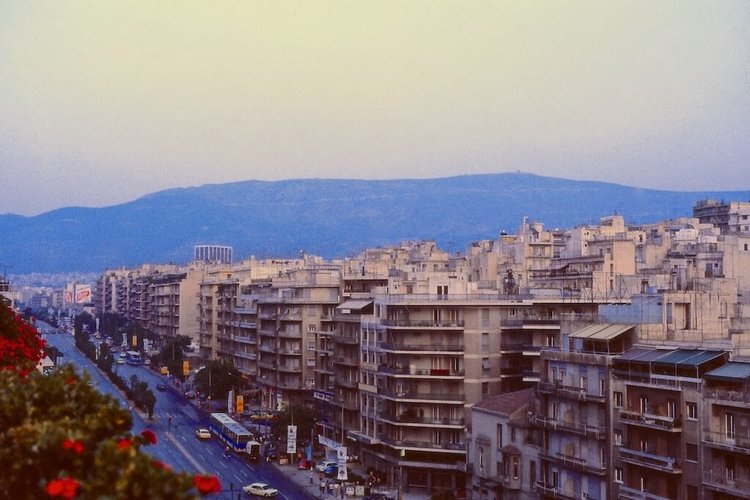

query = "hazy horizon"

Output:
[[2, 1, 749, 216]]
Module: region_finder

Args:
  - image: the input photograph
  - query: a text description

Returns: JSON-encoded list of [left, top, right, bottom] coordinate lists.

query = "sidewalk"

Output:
[[272, 461, 427, 500]]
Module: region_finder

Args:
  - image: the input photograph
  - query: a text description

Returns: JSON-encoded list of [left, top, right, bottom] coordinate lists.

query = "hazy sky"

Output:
[[1, 1, 748, 216]]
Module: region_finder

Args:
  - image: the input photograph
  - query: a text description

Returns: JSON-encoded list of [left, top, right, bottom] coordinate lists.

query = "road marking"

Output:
[[164, 432, 206, 474]]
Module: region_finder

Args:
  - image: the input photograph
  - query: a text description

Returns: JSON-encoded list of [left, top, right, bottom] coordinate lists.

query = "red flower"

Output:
[[117, 438, 131, 450], [193, 474, 221, 494], [140, 429, 157, 445], [62, 439, 85, 454], [45, 477, 80, 498], [152, 460, 172, 471]]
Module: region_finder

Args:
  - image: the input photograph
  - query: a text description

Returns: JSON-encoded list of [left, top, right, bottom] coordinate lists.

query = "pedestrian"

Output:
[[340, 482, 345, 499], [319, 479, 325, 497]]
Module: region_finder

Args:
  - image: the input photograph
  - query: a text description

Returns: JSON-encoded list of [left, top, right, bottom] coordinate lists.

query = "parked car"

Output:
[[250, 412, 277, 422], [315, 460, 337, 473], [323, 463, 339, 477], [242, 482, 278, 497], [184, 391, 196, 400], [297, 458, 312, 470], [265, 447, 278, 461], [195, 428, 211, 439]]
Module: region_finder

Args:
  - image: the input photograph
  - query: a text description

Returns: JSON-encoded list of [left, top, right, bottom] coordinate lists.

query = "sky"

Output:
[[1, 1, 748, 216]]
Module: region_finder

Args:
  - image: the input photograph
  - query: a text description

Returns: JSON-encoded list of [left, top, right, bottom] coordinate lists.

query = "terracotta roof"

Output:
[[473, 388, 534, 417]]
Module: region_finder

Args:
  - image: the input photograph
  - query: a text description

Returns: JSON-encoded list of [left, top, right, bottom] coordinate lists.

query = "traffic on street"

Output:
[[41, 323, 316, 499]]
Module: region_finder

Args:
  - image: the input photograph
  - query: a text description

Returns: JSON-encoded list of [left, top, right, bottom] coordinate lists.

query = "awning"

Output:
[[336, 300, 373, 312], [569, 323, 633, 341], [705, 362, 750, 382]]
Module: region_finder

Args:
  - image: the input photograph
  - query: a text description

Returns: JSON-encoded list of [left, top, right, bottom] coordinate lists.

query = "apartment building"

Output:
[[252, 267, 341, 410], [611, 347, 729, 500], [469, 388, 537, 500], [534, 322, 635, 500], [701, 360, 750, 499]]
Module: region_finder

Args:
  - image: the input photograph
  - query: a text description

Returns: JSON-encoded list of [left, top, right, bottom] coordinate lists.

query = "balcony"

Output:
[[619, 409, 681, 432], [333, 356, 359, 367], [379, 436, 465, 454], [379, 411, 465, 427], [703, 471, 750, 497], [531, 415, 606, 440], [538, 450, 607, 476], [703, 430, 750, 455], [618, 446, 681, 474], [379, 388, 464, 402], [379, 342, 464, 353], [379, 365, 464, 378], [617, 484, 674, 500], [537, 381, 606, 403], [381, 319, 465, 329], [333, 335, 359, 345], [535, 481, 577, 500]]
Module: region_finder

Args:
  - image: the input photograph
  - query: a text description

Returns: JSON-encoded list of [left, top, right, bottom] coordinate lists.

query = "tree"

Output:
[[0, 304, 221, 498], [193, 359, 241, 402], [270, 405, 318, 444], [157, 335, 192, 382]]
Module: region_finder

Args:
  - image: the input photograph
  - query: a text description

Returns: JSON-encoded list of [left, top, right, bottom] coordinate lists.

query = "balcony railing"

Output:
[[381, 319, 465, 328], [618, 446, 681, 473], [379, 388, 464, 402], [537, 381, 606, 403], [703, 430, 750, 454], [379, 365, 464, 377], [535, 481, 577, 500], [378, 411, 465, 427], [379, 342, 464, 353], [539, 450, 606, 476], [379, 436, 465, 453], [703, 471, 750, 496], [619, 409, 681, 432], [617, 484, 673, 500], [531, 415, 606, 440]]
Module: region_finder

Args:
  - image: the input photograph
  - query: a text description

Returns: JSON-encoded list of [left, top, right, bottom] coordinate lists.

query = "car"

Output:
[[264, 447, 278, 461], [156, 383, 167, 392], [323, 463, 339, 477], [116, 357, 125, 364], [195, 428, 211, 439], [184, 391, 196, 400], [315, 460, 337, 473], [297, 458, 312, 469], [250, 412, 276, 422], [242, 482, 278, 497]]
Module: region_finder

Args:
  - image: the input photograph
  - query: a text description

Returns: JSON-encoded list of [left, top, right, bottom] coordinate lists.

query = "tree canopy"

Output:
[[0, 304, 221, 498]]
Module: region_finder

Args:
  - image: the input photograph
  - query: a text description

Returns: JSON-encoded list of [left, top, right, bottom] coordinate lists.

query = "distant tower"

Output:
[[194, 245, 233, 265]]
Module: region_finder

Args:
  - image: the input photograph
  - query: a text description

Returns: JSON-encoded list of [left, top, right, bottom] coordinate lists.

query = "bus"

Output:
[[209, 413, 255, 453], [125, 351, 143, 365]]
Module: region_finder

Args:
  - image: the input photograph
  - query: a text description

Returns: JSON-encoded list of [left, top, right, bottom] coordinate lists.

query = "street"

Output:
[[41, 324, 316, 500]]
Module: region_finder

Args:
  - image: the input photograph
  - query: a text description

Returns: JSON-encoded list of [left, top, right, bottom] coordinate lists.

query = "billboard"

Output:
[[75, 285, 92, 304]]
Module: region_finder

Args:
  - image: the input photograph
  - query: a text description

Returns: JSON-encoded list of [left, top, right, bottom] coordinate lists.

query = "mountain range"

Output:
[[2, 173, 749, 274]]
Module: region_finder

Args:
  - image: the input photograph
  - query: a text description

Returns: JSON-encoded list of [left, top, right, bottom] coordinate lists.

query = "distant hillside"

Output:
[[1, 173, 748, 273]]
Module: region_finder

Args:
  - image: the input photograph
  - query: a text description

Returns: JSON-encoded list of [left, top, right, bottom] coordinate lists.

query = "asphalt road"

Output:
[[41, 324, 316, 500]]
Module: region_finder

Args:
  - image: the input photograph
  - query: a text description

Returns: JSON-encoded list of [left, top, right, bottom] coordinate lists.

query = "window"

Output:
[[482, 382, 489, 395], [482, 358, 490, 371], [478, 447, 485, 474], [600, 379, 605, 396], [686, 443, 698, 462], [552, 471, 559, 488], [551, 402, 559, 420], [726, 412, 736, 438], [640, 476, 648, 492], [640, 439, 648, 453], [614, 430, 622, 445], [686, 401, 698, 420], [496, 424, 503, 448], [639, 395, 648, 414], [667, 400, 676, 419], [481, 332, 489, 353], [726, 456, 736, 480], [614, 467, 623, 483], [307, 306, 317, 316], [512, 456, 519, 480], [308, 324, 317, 332], [613, 391, 623, 407], [511, 427, 516, 443], [481, 309, 490, 328], [579, 375, 587, 390]]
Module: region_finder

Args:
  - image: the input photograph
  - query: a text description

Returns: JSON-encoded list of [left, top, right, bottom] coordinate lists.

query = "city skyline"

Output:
[[2, 1, 749, 216]]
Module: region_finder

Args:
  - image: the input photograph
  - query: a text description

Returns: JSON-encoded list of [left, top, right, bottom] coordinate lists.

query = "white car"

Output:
[[243, 482, 278, 497], [315, 460, 337, 473], [195, 428, 211, 439]]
